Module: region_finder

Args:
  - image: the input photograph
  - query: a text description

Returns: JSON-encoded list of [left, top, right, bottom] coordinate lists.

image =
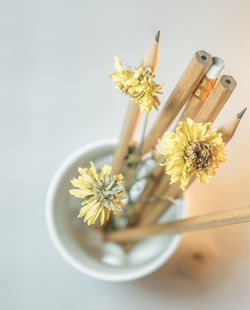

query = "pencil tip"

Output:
[[155, 30, 160, 42], [237, 107, 247, 119]]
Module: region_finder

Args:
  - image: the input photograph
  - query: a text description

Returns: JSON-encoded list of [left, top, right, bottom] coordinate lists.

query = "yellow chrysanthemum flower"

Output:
[[159, 118, 226, 191], [69, 162, 127, 225], [109, 56, 163, 113]]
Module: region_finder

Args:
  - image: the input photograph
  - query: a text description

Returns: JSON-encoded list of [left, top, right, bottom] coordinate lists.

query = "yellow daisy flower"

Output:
[[159, 118, 226, 191], [69, 162, 127, 225], [109, 56, 163, 113]]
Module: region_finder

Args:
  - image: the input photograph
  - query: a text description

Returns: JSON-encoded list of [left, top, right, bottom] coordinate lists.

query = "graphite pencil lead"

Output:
[[155, 30, 160, 42], [237, 107, 247, 119]]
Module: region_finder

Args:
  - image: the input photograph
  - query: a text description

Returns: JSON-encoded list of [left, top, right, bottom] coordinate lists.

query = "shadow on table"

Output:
[[137, 228, 246, 296]]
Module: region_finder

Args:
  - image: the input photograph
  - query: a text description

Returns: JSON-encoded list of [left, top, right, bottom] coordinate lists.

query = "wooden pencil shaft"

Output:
[[219, 118, 240, 143], [138, 108, 241, 228], [112, 101, 140, 174], [124, 167, 167, 250], [178, 77, 217, 122], [219, 108, 247, 143], [178, 95, 205, 123], [178, 54, 226, 123], [133, 165, 163, 212], [141, 39, 159, 75], [126, 78, 239, 242], [138, 179, 180, 226], [123, 177, 193, 251], [141, 50, 212, 155], [127, 165, 164, 226], [104, 205, 250, 243], [138, 115, 236, 227], [196, 75, 237, 123], [136, 174, 171, 222], [124, 106, 243, 248], [141, 74, 233, 213], [112, 35, 160, 174], [138, 74, 219, 222], [156, 76, 236, 202], [190, 56, 224, 105]]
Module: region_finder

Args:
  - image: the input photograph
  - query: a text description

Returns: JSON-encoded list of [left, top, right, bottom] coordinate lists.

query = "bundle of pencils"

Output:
[[69, 32, 248, 249]]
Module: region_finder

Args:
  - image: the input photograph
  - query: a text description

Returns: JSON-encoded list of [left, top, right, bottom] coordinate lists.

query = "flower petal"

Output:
[[69, 189, 91, 198]]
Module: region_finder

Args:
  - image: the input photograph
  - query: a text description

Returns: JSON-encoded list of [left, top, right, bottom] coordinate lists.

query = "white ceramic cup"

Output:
[[46, 139, 186, 281]]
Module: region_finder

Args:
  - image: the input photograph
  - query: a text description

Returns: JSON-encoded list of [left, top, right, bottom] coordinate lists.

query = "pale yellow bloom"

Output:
[[69, 162, 127, 225], [109, 56, 163, 113], [159, 118, 226, 190]]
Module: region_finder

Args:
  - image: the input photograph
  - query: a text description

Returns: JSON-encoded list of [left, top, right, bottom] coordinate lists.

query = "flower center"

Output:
[[184, 141, 212, 170], [92, 175, 124, 209], [138, 68, 153, 81]]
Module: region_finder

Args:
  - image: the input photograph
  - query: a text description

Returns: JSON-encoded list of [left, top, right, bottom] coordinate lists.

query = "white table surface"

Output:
[[1, 0, 250, 309]]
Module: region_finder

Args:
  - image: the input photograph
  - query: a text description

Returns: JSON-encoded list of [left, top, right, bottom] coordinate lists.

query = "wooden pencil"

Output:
[[154, 74, 237, 197], [141, 50, 212, 155], [104, 204, 250, 243], [127, 164, 164, 226], [137, 178, 181, 226], [126, 51, 215, 227], [126, 51, 213, 229], [112, 101, 140, 175], [129, 63, 231, 228], [195, 75, 237, 123], [135, 106, 244, 229], [178, 57, 224, 122], [144, 74, 237, 201], [218, 107, 247, 143], [112, 32, 161, 174], [141, 30, 160, 76]]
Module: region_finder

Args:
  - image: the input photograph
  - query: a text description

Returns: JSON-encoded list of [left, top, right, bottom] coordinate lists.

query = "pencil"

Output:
[[141, 30, 160, 76], [127, 164, 164, 226], [141, 50, 212, 155], [112, 31, 161, 174], [137, 179, 181, 226], [104, 204, 250, 243], [159, 74, 237, 196], [178, 57, 224, 122], [218, 107, 247, 143], [195, 75, 237, 123], [137, 106, 244, 227]]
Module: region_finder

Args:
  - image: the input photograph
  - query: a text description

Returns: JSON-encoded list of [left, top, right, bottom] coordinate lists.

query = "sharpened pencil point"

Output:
[[155, 30, 160, 42], [237, 107, 247, 119]]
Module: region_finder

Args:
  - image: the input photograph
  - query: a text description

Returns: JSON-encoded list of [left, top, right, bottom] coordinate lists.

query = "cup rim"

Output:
[[45, 139, 186, 282]]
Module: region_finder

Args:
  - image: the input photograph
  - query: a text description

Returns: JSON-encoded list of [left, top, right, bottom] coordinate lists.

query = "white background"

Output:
[[1, 0, 250, 309]]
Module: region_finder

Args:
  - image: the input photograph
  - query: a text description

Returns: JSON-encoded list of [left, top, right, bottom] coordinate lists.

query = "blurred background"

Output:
[[1, 0, 250, 309]]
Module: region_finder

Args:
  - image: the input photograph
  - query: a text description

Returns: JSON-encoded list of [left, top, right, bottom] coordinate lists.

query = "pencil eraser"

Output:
[[206, 57, 225, 79]]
